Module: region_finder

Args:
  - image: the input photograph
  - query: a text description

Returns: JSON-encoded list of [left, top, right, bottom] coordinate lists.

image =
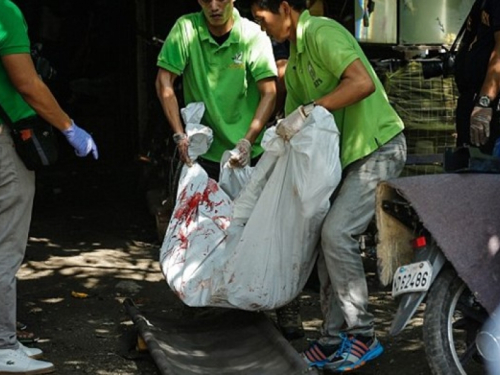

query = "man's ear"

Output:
[[281, 1, 291, 15]]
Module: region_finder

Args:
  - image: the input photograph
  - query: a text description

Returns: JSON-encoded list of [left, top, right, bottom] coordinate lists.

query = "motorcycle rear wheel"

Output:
[[423, 266, 485, 375]]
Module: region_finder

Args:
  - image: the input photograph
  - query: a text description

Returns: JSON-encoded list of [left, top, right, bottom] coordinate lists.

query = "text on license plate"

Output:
[[392, 261, 433, 297]]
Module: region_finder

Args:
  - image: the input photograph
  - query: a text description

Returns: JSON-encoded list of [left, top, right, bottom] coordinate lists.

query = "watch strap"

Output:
[[173, 132, 187, 144]]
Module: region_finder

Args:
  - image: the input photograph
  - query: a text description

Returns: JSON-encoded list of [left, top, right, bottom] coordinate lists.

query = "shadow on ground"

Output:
[[17, 161, 431, 374]]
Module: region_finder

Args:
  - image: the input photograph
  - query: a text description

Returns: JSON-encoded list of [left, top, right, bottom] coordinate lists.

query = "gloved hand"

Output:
[[275, 102, 315, 141], [62, 122, 98, 159], [470, 106, 493, 146], [229, 138, 251, 168], [173, 132, 192, 167]]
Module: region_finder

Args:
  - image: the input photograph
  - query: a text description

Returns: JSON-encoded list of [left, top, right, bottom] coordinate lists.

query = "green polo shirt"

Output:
[[157, 9, 277, 162], [285, 11, 404, 169], [0, 0, 35, 124]]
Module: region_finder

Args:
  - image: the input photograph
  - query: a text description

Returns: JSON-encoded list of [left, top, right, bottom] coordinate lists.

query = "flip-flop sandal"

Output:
[[17, 329, 38, 343], [16, 322, 39, 344]]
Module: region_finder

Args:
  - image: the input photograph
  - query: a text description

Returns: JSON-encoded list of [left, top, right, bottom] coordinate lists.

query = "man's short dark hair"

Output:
[[243, 0, 308, 14]]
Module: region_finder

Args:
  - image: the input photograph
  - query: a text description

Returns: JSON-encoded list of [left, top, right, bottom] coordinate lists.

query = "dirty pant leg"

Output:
[[318, 133, 406, 343], [0, 126, 35, 349]]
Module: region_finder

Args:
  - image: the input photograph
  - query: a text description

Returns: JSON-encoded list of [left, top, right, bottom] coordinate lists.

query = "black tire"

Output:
[[423, 266, 485, 375]]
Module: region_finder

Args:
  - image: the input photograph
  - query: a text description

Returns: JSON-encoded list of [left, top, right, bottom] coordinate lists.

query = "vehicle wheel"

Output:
[[423, 266, 485, 375]]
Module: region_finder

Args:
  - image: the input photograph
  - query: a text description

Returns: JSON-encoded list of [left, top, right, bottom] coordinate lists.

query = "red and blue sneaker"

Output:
[[328, 334, 384, 372], [301, 334, 383, 372], [301, 341, 340, 369]]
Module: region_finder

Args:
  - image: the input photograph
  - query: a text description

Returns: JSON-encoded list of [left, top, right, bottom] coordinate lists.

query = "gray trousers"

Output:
[[0, 125, 35, 349], [318, 132, 406, 345]]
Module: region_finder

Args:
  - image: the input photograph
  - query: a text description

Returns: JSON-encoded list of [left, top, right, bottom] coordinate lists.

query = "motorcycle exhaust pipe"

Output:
[[476, 328, 500, 362]]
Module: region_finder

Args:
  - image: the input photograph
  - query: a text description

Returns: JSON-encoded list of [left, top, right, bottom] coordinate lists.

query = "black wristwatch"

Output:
[[477, 95, 492, 108]]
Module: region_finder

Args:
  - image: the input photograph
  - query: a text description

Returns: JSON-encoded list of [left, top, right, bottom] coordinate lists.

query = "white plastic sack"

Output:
[[180, 102, 213, 162], [160, 105, 342, 310], [218, 150, 253, 200]]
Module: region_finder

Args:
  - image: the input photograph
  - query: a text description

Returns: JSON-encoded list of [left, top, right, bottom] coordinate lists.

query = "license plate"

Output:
[[392, 261, 433, 297]]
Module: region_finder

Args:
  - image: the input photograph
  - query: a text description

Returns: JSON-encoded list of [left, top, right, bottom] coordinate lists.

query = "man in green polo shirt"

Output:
[[246, 0, 407, 372], [0, 0, 97, 373], [156, 0, 277, 180]]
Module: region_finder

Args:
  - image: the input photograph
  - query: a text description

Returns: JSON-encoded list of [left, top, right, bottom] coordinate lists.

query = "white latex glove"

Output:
[[229, 138, 251, 168], [275, 103, 315, 141], [470, 106, 492, 146]]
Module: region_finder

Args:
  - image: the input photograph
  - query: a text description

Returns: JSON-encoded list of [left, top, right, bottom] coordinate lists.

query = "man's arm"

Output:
[[244, 77, 276, 143], [2, 53, 72, 131], [477, 30, 500, 101], [2, 52, 98, 158], [470, 30, 500, 146], [228, 77, 276, 168], [277, 59, 374, 141], [155, 67, 191, 165], [155, 68, 184, 135], [274, 59, 288, 118], [314, 59, 375, 111]]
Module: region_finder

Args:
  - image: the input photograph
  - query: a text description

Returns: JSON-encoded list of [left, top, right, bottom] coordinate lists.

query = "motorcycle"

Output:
[[376, 167, 500, 374]]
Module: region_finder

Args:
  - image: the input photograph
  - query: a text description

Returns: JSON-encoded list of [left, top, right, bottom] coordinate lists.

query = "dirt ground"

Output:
[[16, 161, 432, 375]]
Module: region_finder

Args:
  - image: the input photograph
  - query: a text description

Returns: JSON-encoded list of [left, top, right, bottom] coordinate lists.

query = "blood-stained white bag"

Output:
[[160, 104, 342, 310], [218, 150, 253, 200]]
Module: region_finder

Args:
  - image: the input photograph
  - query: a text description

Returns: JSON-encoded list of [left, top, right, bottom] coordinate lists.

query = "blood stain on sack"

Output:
[[176, 228, 189, 251], [174, 180, 224, 226]]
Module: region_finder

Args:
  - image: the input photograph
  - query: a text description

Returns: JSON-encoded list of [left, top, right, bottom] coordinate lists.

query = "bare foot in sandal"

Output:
[[16, 321, 39, 344]]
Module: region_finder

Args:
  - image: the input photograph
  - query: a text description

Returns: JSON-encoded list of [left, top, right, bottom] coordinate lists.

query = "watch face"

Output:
[[479, 96, 491, 107]]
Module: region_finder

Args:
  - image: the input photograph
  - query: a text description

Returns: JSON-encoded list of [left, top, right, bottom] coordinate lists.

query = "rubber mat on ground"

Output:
[[123, 299, 318, 375]]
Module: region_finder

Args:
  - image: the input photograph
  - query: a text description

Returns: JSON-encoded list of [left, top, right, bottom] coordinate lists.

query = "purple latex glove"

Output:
[[62, 122, 98, 159]]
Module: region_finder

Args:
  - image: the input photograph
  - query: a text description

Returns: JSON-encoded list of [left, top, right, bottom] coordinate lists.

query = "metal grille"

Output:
[[385, 61, 458, 175]]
